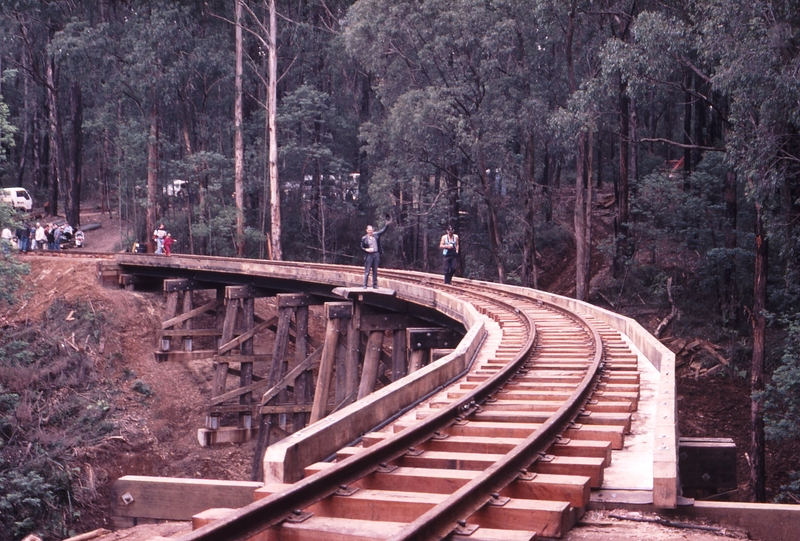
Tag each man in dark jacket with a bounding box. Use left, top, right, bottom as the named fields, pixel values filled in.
left=16, top=224, right=30, bottom=253
left=360, top=222, right=388, bottom=288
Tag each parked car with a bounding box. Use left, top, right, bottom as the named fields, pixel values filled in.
left=0, top=187, right=33, bottom=211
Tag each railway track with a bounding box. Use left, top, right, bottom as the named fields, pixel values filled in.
left=174, top=267, right=641, bottom=540
left=26, top=251, right=672, bottom=539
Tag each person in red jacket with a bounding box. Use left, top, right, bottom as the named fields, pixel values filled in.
left=163, top=233, right=175, bottom=256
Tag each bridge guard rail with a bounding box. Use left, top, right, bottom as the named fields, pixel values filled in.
left=264, top=287, right=486, bottom=483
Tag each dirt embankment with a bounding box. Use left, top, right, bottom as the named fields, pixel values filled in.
left=1, top=253, right=257, bottom=536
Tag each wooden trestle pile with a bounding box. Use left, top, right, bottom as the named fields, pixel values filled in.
left=154, top=280, right=462, bottom=450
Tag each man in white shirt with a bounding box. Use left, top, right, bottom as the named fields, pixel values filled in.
left=1, top=226, right=12, bottom=253
left=439, top=225, right=460, bottom=284
left=34, top=222, right=46, bottom=251
left=153, top=223, right=167, bottom=254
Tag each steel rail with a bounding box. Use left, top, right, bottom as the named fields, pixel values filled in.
left=18, top=250, right=115, bottom=259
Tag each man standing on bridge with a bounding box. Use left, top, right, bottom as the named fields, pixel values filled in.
left=360, top=221, right=389, bottom=288
left=153, top=223, right=167, bottom=254
left=439, top=225, right=460, bottom=284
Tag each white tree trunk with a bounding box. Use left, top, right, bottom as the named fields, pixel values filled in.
left=234, top=0, right=245, bottom=256
left=268, top=0, right=282, bottom=259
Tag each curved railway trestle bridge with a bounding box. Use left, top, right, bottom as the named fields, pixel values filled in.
left=89, top=252, right=678, bottom=540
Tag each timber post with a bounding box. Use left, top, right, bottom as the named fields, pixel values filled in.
left=310, top=301, right=352, bottom=424
left=204, top=285, right=267, bottom=440
left=162, top=286, right=180, bottom=352
left=182, top=286, right=193, bottom=352
left=239, top=296, right=254, bottom=430
left=288, top=298, right=312, bottom=431
left=392, top=329, right=407, bottom=381
left=160, top=279, right=199, bottom=352
left=407, top=327, right=461, bottom=373
left=357, top=331, right=384, bottom=399
left=250, top=293, right=322, bottom=478
left=342, top=302, right=361, bottom=408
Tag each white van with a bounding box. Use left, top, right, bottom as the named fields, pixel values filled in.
left=0, top=188, right=33, bottom=211
left=164, top=179, right=188, bottom=197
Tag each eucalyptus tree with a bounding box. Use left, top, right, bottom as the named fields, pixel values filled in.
left=537, top=0, right=652, bottom=300
left=83, top=1, right=237, bottom=251
left=0, top=74, right=17, bottom=162
left=235, top=0, right=246, bottom=256
left=266, top=0, right=279, bottom=260
left=603, top=0, right=800, bottom=501
left=0, top=1, right=67, bottom=214
left=276, top=85, right=358, bottom=262
left=646, top=0, right=800, bottom=503
left=346, top=0, right=554, bottom=282
left=235, top=0, right=281, bottom=259
left=50, top=14, right=109, bottom=227
left=701, top=1, right=800, bottom=502
left=295, top=0, right=366, bottom=265
left=235, top=0, right=361, bottom=262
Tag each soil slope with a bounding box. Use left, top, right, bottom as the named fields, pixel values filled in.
left=2, top=212, right=257, bottom=536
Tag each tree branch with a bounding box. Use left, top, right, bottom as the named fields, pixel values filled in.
left=654, top=277, right=678, bottom=339
left=639, top=137, right=725, bottom=152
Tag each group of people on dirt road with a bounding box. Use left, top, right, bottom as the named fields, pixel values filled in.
left=1, top=221, right=82, bottom=253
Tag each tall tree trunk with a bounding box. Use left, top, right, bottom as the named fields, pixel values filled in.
left=46, top=55, right=62, bottom=217
left=683, top=75, right=693, bottom=189
left=32, top=108, right=42, bottom=192
left=614, top=81, right=630, bottom=278
left=723, top=170, right=737, bottom=325
left=567, top=1, right=590, bottom=300
left=630, top=96, right=638, bottom=193
left=693, top=74, right=707, bottom=169
left=542, top=143, right=552, bottom=223
left=445, top=163, right=460, bottom=228
left=477, top=150, right=505, bottom=283
left=575, top=131, right=588, bottom=300
left=523, top=130, right=538, bottom=288
left=17, top=53, right=31, bottom=186
left=100, top=128, right=111, bottom=216
left=146, top=98, right=158, bottom=250
left=234, top=0, right=246, bottom=256
left=268, top=0, right=282, bottom=260
left=423, top=176, right=431, bottom=269
left=584, top=130, right=594, bottom=293
left=750, top=203, right=767, bottom=502
left=65, top=80, right=82, bottom=227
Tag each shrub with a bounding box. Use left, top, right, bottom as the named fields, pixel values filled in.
left=0, top=299, right=117, bottom=540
